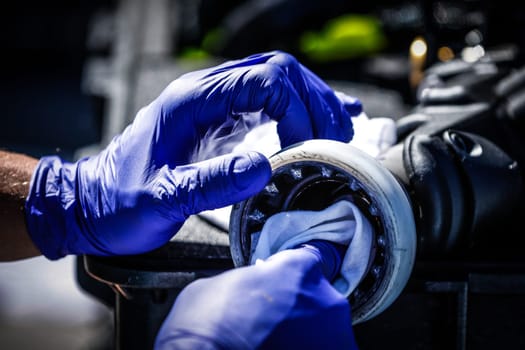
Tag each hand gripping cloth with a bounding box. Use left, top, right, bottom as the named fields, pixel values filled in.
left=250, top=200, right=373, bottom=296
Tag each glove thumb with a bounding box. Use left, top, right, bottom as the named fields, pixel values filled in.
left=170, top=151, right=271, bottom=216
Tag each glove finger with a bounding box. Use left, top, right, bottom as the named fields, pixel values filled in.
left=335, top=91, right=362, bottom=141
left=226, top=61, right=352, bottom=147
left=267, top=52, right=357, bottom=142
left=230, top=62, right=338, bottom=147
left=165, top=151, right=271, bottom=217
left=334, top=90, right=363, bottom=117
left=218, top=63, right=313, bottom=148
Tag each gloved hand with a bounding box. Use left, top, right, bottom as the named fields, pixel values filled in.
left=24, top=50, right=362, bottom=260
left=154, top=240, right=358, bottom=350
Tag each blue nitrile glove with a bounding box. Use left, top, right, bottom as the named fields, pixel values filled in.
left=25, top=50, right=362, bottom=260
left=154, top=240, right=358, bottom=350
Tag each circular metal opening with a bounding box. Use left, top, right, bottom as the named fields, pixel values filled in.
left=237, top=161, right=390, bottom=316
left=229, top=140, right=416, bottom=324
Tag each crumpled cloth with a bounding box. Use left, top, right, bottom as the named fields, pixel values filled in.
left=251, top=200, right=373, bottom=297
left=198, top=112, right=396, bottom=230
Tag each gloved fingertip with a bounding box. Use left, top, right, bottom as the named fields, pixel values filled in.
left=298, top=240, right=347, bottom=281
left=232, top=151, right=272, bottom=192
left=335, top=91, right=363, bottom=116
left=346, top=100, right=363, bottom=117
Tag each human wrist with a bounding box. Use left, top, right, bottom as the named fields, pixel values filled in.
left=0, top=150, right=40, bottom=260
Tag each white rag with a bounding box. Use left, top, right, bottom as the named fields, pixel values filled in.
left=198, top=111, right=396, bottom=230
left=250, top=200, right=373, bottom=297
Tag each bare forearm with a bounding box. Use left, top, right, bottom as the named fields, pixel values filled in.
left=0, top=150, right=41, bottom=260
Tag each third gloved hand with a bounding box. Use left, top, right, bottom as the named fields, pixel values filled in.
left=24, top=50, right=362, bottom=260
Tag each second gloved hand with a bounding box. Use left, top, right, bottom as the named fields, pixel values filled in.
left=154, top=240, right=358, bottom=350
left=24, top=51, right=361, bottom=260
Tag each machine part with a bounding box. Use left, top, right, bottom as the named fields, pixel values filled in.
left=403, top=133, right=467, bottom=256
left=229, top=139, right=417, bottom=324
left=390, top=128, right=523, bottom=258
left=83, top=242, right=235, bottom=350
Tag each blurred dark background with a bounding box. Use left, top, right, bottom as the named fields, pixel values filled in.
left=2, top=0, right=524, bottom=161
left=1, top=0, right=524, bottom=349
left=0, top=0, right=110, bottom=160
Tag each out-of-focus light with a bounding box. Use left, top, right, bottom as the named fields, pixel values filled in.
left=438, top=46, right=455, bottom=61
left=410, top=36, right=427, bottom=59
left=409, top=36, right=427, bottom=88
left=461, top=45, right=485, bottom=62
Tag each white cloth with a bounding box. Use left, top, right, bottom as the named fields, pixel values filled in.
left=250, top=200, right=373, bottom=297
left=198, top=112, right=396, bottom=230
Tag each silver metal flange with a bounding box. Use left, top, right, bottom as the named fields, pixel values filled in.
left=229, top=139, right=416, bottom=324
